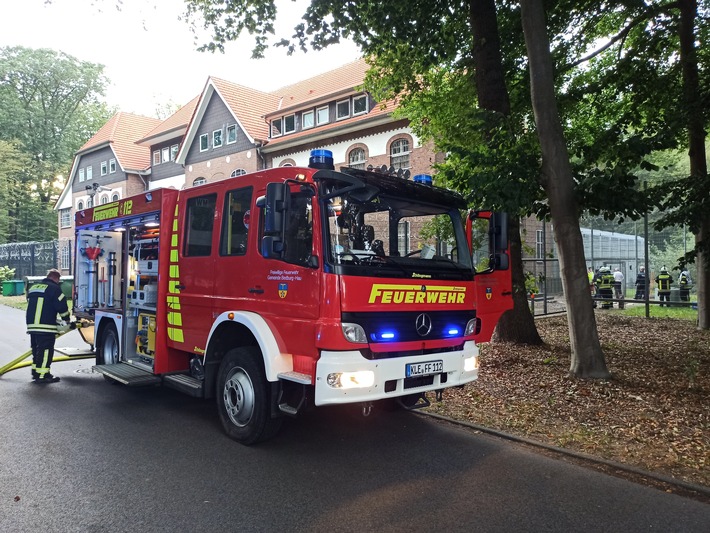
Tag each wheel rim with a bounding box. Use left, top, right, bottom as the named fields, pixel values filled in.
left=223, top=367, right=255, bottom=427
left=103, top=332, right=118, bottom=364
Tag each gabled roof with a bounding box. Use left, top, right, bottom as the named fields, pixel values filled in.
left=267, top=58, right=370, bottom=116
left=136, top=96, right=200, bottom=146
left=78, top=112, right=162, bottom=172
left=176, top=77, right=279, bottom=164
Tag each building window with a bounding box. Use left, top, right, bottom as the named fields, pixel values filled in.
left=184, top=193, right=217, bottom=257
left=536, top=229, right=544, bottom=259
left=60, top=208, right=71, bottom=228
left=213, top=129, right=223, bottom=148
left=316, top=105, right=329, bottom=126
left=283, top=114, right=296, bottom=134
left=170, top=145, right=179, bottom=161
left=220, top=187, right=252, bottom=256
left=353, top=94, right=368, bottom=115
left=87, top=197, right=93, bottom=208
left=226, top=125, right=237, bottom=144
left=302, top=110, right=314, bottom=129
left=112, top=193, right=120, bottom=202
left=60, top=244, right=71, bottom=270
left=86, top=166, right=93, bottom=180
left=348, top=148, right=366, bottom=169
left=100, top=195, right=109, bottom=205
left=230, top=168, right=247, bottom=178
left=100, top=161, right=107, bottom=176
left=162, top=147, right=170, bottom=162
left=193, top=177, right=207, bottom=186
left=199, top=134, right=209, bottom=152
left=79, top=168, right=85, bottom=182
left=153, top=151, right=161, bottom=165
left=280, top=162, right=293, bottom=167
left=77, top=201, right=84, bottom=210
left=398, top=221, right=410, bottom=256
left=390, top=139, right=410, bottom=170
left=271, top=118, right=282, bottom=137
left=336, top=99, right=350, bottom=120
left=109, top=159, right=116, bottom=173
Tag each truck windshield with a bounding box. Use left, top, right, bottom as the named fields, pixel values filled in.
left=318, top=169, right=473, bottom=280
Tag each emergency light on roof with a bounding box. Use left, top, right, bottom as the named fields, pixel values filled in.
left=413, top=174, right=433, bottom=186
left=309, top=149, right=334, bottom=170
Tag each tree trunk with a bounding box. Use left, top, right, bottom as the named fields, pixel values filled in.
left=678, top=0, right=709, bottom=329
left=493, top=216, right=543, bottom=344
left=469, top=0, right=542, bottom=344
left=520, top=0, right=610, bottom=378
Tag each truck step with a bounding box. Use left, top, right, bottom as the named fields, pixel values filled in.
left=277, top=371, right=312, bottom=385
left=163, top=373, right=204, bottom=398
left=93, top=363, right=161, bottom=386
left=55, top=347, right=95, bottom=358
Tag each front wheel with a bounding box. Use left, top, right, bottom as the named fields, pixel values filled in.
left=216, top=347, right=282, bottom=445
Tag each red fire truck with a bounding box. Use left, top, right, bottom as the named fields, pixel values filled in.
left=73, top=150, right=511, bottom=444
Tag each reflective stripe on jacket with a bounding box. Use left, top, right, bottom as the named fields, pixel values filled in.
left=656, top=274, right=672, bottom=292
left=26, top=278, right=70, bottom=334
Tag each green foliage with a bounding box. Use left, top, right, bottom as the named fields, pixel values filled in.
left=0, top=266, right=16, bottom=282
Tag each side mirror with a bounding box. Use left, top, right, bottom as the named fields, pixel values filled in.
left=491, top=212, right=509, bottom=252
left=261, top=182, right=290, bottom=259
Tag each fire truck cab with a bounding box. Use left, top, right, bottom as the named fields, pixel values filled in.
left=73, top=150, right=511, bottom=444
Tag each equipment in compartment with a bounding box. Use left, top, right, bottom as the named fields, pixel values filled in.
left=130, top=284, right=158, bottom=305
left=135, top=312, right=156, bottom=357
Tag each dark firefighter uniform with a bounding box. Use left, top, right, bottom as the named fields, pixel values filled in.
left=26, top=273, right=70, bottom=383
left=655, top=268, right=673, bottom=307
left=594, top=267, right=615, bottom=309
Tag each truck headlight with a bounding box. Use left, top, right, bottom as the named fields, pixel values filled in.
left=341, top=323, right=367, bottom=343
left=463, top=355, right=479, bottom=372
left=327, top=371, right=375, bottom=389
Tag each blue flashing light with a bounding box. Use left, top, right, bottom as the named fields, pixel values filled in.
left=413, top=174, right=433, bottom=186
left=309, top=149, right=334, bottom=170
left=380, top=332, right=396, bottom=340
left=447, top=328, right=460, bottom=336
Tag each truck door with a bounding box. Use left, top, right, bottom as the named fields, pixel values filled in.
left=167, top=190, right=218, bottom=354
left=468, top=211, right=513, bottom=343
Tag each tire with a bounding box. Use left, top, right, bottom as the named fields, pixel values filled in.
left=97, top=323, right=120, bottom=365
left=216, top=347, right=282, bottom=445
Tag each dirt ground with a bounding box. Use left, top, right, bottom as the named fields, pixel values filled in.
left=426, top=312, right=710, bottom=491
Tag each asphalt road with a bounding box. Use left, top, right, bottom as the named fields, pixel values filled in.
left=1, top=303, right=709, bottom=532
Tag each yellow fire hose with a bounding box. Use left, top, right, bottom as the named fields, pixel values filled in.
left=0, top=323, right=95, bottom=377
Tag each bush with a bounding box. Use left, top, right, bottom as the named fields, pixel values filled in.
left=0, top=266, right=16, bottom=282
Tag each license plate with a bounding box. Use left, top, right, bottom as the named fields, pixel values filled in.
left=406, top=360, right=443, bottom=377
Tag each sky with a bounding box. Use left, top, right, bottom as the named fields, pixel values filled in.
left=0, top=0, right=361, bottom=117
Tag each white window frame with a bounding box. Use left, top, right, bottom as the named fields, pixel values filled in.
left=230, top=169, right=247, bottom=178
left=79, top=168, right=85, bottom=182
left=271, top=118, right=282, bottom=138
left=162, top=147, right=170, bottom=163
left=336, top=98, right=350, bottom=120
left=60, top=244, right=71, bottom=270
left=316, top=105, right=329, bottom=126
left=100, top=161, right=107, bottom=176
left=199, top=134, right=209, bottom=152
left=86, top=166, right=93, bottom=180
left=77, top=200, right=84, bottom=210
left=153, top=151, right=161, bottom=165
left=193, top=177, right=207, bottom=186
left=170, top=145, right=179, bottom=161
left=60, top=208, right=71, bottom=228
left=226, top=124, right=237, bottom=144
left=348, top=148, right=366, bottom=169
left=111, top=193, right=120, bottom=202
left=353, top=94, right=368, bottom=115
left=302, top=110, right=314, bottom=130
left=109, top=159, right=116, bottom=173
left=213, top=129, right=223, bottom=148
left=283, top=114, right=296, bottom=134
left=100, top=194, right=109, bottom=205
left=390, top=138, right=410, bottom=170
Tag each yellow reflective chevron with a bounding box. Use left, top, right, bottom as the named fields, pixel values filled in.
left=167, top=204, right=184, bottom=343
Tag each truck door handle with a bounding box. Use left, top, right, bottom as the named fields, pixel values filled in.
left=175, top=284, right=186, bottom=290
left=249, top=287, right=264, bottom=294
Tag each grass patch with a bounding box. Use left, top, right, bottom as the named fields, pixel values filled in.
left=614, top=305, right=698, bottom=320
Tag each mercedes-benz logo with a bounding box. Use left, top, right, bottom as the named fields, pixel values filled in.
left=415, top=313, right=432, bottom=337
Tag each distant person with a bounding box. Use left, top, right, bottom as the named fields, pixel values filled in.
left=25, top=269, right=71, bottom=384
left=613, top=267, right=625, bottom=309
left=678, top=269, right=692, bottom=302
left=594, top=266, right=614, bottom=309
left=588, top=267, right=595, bottom=297
left=635, top=266, right=648, bottom=300
left=655, top=267, right=673, bottom=307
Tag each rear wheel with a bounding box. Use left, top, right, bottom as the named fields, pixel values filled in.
left=216, top=347, right=282, bottom=445
left=98, top=324, right=120, bottom=365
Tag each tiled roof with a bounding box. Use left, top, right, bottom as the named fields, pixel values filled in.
left=78, top=112, right=162, bottom=172
left=139, top=96, right=200, bottom=143
left=268, top=58, right=369, bottom=115
left=210, top=77, right=280, bottom=141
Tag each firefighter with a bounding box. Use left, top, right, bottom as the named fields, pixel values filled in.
left=25, top=268, right=71, bottom=384
left=655, top=267, right=673, bottom=307
left=678, top=269, right=692, bottom=302
left=634, top=266, right=648, bottom=300
left=594, top=266, right=614, bottom=309
left=613, top=267, right=625, bottom=309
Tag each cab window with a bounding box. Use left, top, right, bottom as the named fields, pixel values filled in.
left=184, top=194, right=217, bottom=256
left=220, top=187, right=252, bottom=256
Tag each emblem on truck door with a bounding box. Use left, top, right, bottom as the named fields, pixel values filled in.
left=415, top=313, right=432, bottom=337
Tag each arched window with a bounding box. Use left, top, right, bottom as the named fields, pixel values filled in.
left=230, top=168, right=247, bottom=178
left=112, top=193, right=120, bottom=202
left=390, top=138, right=410, bottom=170
left=280, top=162, right=293, bottom=167
left=77, top=201, right=84, bottom=210
left=100, top=195, right=109, bottom=205
left=193, top=177, right=207, bottom=186
left=348, top=148, right=366, bottom=169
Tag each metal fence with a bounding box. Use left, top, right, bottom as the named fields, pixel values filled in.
left=520, top=214, right=696, bottom=315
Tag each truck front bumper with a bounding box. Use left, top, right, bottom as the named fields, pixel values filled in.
left=313, top=341, right=479, bottom=406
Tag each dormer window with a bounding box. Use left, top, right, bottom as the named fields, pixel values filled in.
left=284, top=114, right=296, bottom=134
left=271, top=118, right=282, bottom=137
left=153, top=151, right=161, bottom=165
left=316, top=106, right=329, bottom=126
left=302, top=110, right=314, bottom=129
left=336, top=99, right=350, bottom=120
left=353, top=94, right=368, bottom=115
